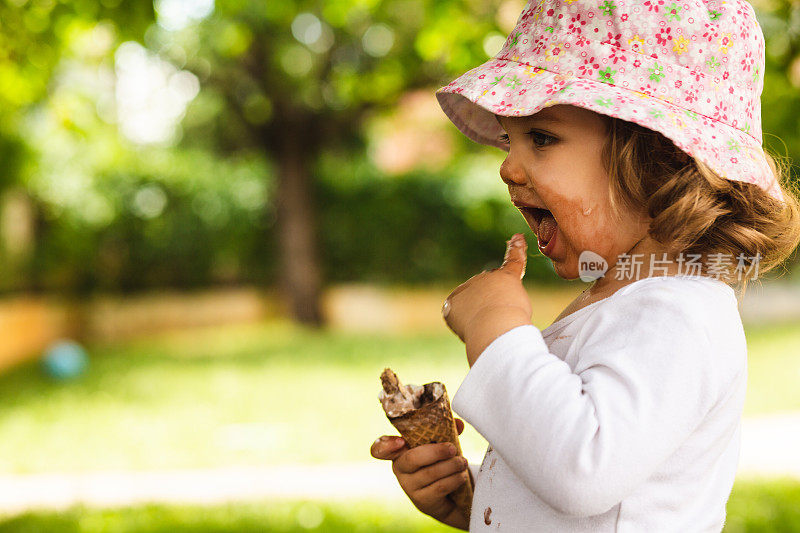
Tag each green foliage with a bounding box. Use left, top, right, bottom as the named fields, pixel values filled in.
left=757, top=2, right=800, bottom=185
left=316, top=163, right=557, bottom=284
left=0, top=0, right=155, bottom=185
left=762, top=67, right=800, bottom=171
left=5, top=146, right=563, bottom=293
left=1, top=0, right=800, bottom=293
left=21, top=148, right=277, bottom=293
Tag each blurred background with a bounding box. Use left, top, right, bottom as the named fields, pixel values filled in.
left=0, top=0, right=799, bottom=531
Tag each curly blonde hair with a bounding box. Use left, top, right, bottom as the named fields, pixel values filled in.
left=600, top=117, right=800, bottom=299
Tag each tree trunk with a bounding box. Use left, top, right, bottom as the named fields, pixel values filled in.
left=0, top=187, right=35, bottom=292
left=273, top=118, right=324, bottom=326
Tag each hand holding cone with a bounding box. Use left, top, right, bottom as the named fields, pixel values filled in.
left=378, top=368, right=474, bottom=515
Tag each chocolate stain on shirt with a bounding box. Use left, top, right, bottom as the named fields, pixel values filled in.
left=490, top=457, right=497, bottom=469
left=479, top=453, right=490, bottom=473
left=484, top=507, right=492, bottom=525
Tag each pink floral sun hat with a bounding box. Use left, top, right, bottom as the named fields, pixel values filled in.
left=436, top=0, right=784, bottom=203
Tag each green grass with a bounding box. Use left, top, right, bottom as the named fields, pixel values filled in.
left=0, top=319, right=483, bottom=473
left=741, top=321, right=800, bottom=415
left=0, top=319, right=798, bottom=530
left=0, top=318, right=797, bottom=473
left=0, top=477, right=798, bottom=532
left=0, top=500, right=455, bottom=533
left=725, top=477, right=800, bottom=532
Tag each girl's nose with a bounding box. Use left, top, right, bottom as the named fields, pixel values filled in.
left=499, top=153, right=528, bottom=186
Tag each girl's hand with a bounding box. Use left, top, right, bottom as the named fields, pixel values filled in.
left=442, top=233, right=533, bottom=366
left=370, top=418, right=471, bottom=530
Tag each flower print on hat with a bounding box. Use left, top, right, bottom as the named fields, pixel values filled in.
left=436, top=0, right=784, bottom=202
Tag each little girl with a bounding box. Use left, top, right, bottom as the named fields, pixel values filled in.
left=371, top=0, right=800, bottom=530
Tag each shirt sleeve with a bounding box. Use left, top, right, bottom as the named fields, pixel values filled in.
left=451, top=286, right=723, bottom=517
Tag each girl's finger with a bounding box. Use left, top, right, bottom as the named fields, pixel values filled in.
left=371, top=436, right=406, bottom=460
left=414, top=468, right=470, bottom=501
left=405, top=456, right=468, bottom=492
left=501, top=233, right=528, bottom=280
left=394, top=442, right=456, bottom=475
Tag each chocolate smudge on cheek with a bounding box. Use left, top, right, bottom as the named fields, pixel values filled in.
left=529, top=173, right=621, bottom=272
left=557, top=194, right=621, bottom=267
left=484, top=507, right=492, bottom=525
left=544, top=193, right=596, bottom=263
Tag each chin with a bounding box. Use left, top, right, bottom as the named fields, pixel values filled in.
left=551, top=260, right=580, bottom=280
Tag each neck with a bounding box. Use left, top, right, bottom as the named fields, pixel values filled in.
left=589, top=235, right=681, bottom=295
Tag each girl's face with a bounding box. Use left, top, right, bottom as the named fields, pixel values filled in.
left=497, top=105, right=650, bottom=281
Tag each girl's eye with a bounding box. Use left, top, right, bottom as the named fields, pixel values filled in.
left=497, top=131, right=556, bottom=148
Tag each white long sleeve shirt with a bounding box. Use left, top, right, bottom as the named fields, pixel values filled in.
left=452, top=275, right=746, bottom=532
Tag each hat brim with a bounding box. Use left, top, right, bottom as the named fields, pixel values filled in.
left=436, top=57, right=783, bottom=202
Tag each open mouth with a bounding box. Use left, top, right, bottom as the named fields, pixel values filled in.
left=517, top=206, right=558, bottom=248
left=517, top=206, right=550, bottom=233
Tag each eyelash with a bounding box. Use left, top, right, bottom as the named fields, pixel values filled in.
left=499, top=130, right=556, bottom=148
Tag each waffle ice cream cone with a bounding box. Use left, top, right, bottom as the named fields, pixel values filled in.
left=378, top=368, right=474, bottom=515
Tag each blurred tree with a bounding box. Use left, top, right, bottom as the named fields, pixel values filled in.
left=755, top=0, right=800, bottom=274
left=0, top=0, right=155, bottom=291
left=1, top=0, right=798, bottom=304
left=0, top=0, right=156, bottom=191
left=756, top=2, right=800, bottom=159
left=166, top=0, right=512, bottom=325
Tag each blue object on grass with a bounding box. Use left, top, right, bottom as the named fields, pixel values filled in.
left=42, top=340, right=88, bottom=380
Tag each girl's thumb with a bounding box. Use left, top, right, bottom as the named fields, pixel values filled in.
left=501, top=233, right=527, bottom=280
